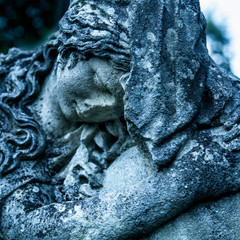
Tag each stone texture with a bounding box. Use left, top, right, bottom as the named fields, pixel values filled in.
left=0, top=0, right=240, bottom=239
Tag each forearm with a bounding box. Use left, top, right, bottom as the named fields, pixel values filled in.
left=1, top=173, right=196, bottom=240
left=2, top=147, right=239, bottom=240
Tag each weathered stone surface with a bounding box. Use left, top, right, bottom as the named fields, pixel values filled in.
left=0, top=0, right=240, bottom=239
left=144, top=192, right=240, bottom=240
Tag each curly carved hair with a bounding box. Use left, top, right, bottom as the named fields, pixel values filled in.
left=0, top=47, right=53, bottom=176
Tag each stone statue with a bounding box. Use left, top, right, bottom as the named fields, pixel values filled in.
left=0, top=0, right=239, bottom=239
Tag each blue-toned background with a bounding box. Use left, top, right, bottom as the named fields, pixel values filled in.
left=0, top=0, right=70, bottom=53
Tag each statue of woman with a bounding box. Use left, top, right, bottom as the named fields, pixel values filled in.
left=0, top=0, right=240, bottom=239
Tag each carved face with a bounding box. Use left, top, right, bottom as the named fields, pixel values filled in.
left=52, top=57, right=126, bottom=123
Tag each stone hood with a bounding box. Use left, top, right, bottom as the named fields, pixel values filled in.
left=124, top=0, right=234, bottom=167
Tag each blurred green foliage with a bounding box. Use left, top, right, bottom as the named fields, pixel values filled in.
left=0, top=0, right=70, bottom=53
left=206, top=16, right=232, bottom=72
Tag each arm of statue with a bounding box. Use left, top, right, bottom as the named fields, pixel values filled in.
left=1, top=173, right=194, bottom=240
left=1, top=137, right=239, bottom=240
